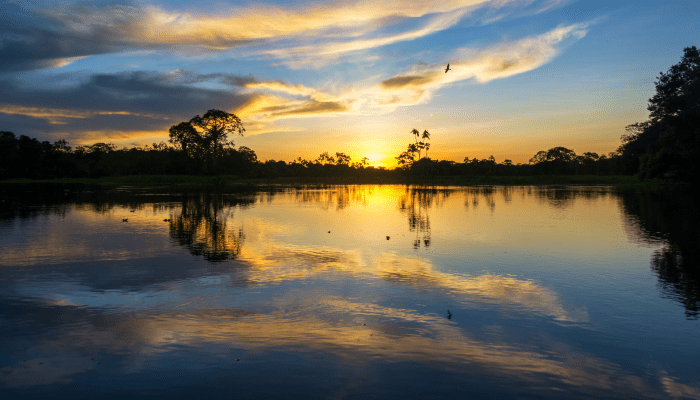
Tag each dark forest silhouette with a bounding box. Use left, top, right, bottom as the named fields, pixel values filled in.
left=1, top=46, right=697, bottom=182
left=0, top=128, right=627, bottom=180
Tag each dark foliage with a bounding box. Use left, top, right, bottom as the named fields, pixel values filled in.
left=618, top=46, right=700, bottom=181
left=0, top=128, right=627, bottom=181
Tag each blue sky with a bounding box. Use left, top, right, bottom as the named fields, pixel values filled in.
left=1, top=0, right=698, bottom=166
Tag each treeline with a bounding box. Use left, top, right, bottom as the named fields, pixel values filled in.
left=0, top=132, right=256, bottom=179
left=0, top=130, right=625, bottom=181
left=399, top=148, right=625, bottom=177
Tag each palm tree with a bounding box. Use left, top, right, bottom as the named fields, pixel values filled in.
left=421, top=130, right=431, bottom=159
left=411, top=128, right=420, bottom=143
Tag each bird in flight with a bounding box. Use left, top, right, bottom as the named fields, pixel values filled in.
left=445, top=63, right=451, bottom=73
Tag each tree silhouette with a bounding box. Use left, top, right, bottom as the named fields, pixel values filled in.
left=618, top=46, right=700, bottom=181
left=403, top=128, right=432, bottom=162
left=168, top=121, right=200, bottom=156
left=335, top=152, right=351, bottom=165
left=189, top=110, right=245, bottom=173
left=421, top=130, right=431, bottom=159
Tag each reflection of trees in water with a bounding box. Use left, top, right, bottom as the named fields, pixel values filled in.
left=398, top=187, right=451, bottom=248
left=169, top=194, right=253, bottom=262
left=533, top=187, right=613, bottom=210
left=1, top=184, right=77, bottom=221
left=463, top=187, right=497, bottom=213
left=619, top=189, right=699, bottom=319
left=289, top=185, right=371, bottom=211
left=461, top=187, right=614, bottom=214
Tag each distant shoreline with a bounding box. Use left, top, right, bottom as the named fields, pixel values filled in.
left=0, top=174, right=662, bottom=190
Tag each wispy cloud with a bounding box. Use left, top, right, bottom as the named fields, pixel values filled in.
left=0, top=105, right=168, bottom=125
left=250, top=0, right=571, bottom=68
left=255, top=6, right=474, bottom=68
left=243, top=22, right=591, bottom=121
left=364, top=22, right=591, bottom=109
left=0, top=0, right=567, bottom=72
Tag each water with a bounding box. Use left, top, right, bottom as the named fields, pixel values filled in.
left=0, top=185, right=698, bottom=399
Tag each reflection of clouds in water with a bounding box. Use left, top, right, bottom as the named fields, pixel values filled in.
left=238, top=243, right=587, bottom=322
left=660, top=372, right=700, bottom=400
left=1, top=297, right=696, bottom=399
left=0, top=357, right=95, bottom=388
left=0, top=207, right=175, bottom=267
left=374, top=254, right=589, bottom=322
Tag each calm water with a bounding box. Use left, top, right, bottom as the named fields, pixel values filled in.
left=0, top=184, right=698, bottom=399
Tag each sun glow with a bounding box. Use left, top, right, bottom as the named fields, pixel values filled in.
left=364, top=153, right=392, bottom=168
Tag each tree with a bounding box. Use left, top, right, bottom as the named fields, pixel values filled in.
left=529, top=147, right=578, bottom=174
left=236, top=146, right=258, bottom=164
left=0, top=132, right=19, bottom=179
left=189, top=110, right=245, bottom=172
left=88, top=143, right=116, bottom=153
left=619, top=46, right=700, bottom=181
left=648, top=46, right=700, bottom=123
left=335, top=152, right=351, bottom=165
left=169, top=121, right=200, bottom=156
left=169, top=110, right=245, bottom=173
left=411, top=128, right=420, bottom=143
left=396, top=147, right=416, bottom=166
left=421, top=130, right=431, bottom=159
left=400, top=128, right=432, bottom=163
left=53, top=139, right=71, bottom=153
left=315, top=152, right=335, bottom=165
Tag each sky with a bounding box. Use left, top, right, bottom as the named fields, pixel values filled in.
left=1, top=0, right=698, bottom=167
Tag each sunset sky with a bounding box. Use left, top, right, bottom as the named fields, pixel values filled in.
left=1, top=0, right=698, bottom=167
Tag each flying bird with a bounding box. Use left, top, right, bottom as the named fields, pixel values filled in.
left=445, top=63, right=451, bottom=73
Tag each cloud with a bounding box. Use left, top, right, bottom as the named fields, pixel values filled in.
left=244, top=81, right=339, bottom=102
left=265, top=101, right=351, bottom=118
left=0, top=71, right=256, bottom=142
left=0, top=0, right=568, bottom=72
left=235, top=23, right=593, bottom=121
left=0, top=105, right=168, bottom=125
left=232, top=80, right=351, bottom=128
left=365, top=22, right=591, bottom=110
left=0, top=69, right=351, bottom=141
left=248, top=0, right=571, bottom=68
left=256, top=5, right=474, bottom=67
left=0, top=1, right=148, bottom=73
left=381, top=75, right=439, bottom=89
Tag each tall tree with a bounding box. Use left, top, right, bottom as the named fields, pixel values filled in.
left=169, top=110, right=245, bottom=173
left=619, top=46, right=700, bottom=181
left=421, top=130, right=431, bottom=159
left=189, top=110, right=245, bottom=172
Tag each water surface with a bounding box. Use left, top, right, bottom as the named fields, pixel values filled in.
left=0, top=185, right=698, bottom=399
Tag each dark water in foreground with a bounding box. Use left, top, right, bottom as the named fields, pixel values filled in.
left=0, top=184, right=698, bottom=399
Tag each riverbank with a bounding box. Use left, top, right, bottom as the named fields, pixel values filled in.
left=1, top=174, right=664, bottom=190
